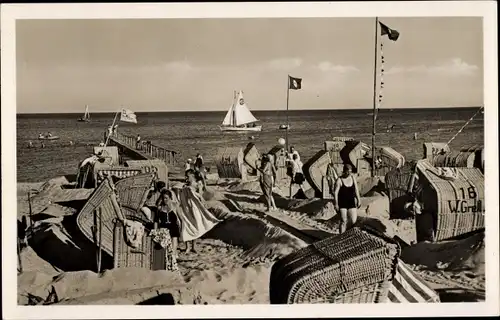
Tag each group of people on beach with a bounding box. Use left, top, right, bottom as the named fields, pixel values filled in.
left=253, top=146, right=304, bottom=212
left=142, top=165, right=220, bottom=271
left=255, top=145, right=361, bottom=234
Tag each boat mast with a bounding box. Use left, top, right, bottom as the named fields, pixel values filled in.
left=285, top=75, right=290, bottom=151
left=232, top=90, right=236, bottom=126
left=371, top=17, right=379, bottom=177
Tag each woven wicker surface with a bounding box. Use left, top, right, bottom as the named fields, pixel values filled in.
left=113, top=221, right=153, bottom=269
left=269, top=226, right=400, bottom=304
left=303, top=150, right=331, bottom=197
left=114, top=172, right=155, bottom=213
left=416, top=160, right=485, bottom=241
left=216, top=147, right=244, bottom=179
left=325, top=140, right=348, bottom=177
left=379, top=146, right=405, bottom=168
left=432, top=150, right=475, bottom=168
left=385, top=163, right=416, bottom=218
left=94, top=166, right=143, bottom=186
left=267, top=145, right=288, bottom=181
left=125, top=159, right=169, bottom=183
left=76, top=178, right=124, bottom=256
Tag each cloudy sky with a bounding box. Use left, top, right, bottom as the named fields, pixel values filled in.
left=16, top=17, right=483, bottom=113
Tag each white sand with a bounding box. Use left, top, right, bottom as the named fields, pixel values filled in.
left=16, top=177, right=485, bottom=304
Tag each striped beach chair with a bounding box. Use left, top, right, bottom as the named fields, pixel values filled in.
left=387, top=260, right=440, bottom=303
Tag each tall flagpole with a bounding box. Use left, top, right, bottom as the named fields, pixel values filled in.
left=371, top=17, right=379, bottom=177
left=285, top=75, right=290, bottom=151
left=104, top=110, right=120, bottom=147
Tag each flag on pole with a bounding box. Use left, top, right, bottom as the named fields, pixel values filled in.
left=289, top=76, right=302, bottom=90
left=379, top=21, right=400, bottom=41
left=120, top=108, right=137, bottom=124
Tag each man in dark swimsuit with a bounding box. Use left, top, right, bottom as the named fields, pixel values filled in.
left=333, top=164, right=361, bottom=234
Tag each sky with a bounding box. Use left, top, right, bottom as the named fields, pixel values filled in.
left=15, top=17, right=483, bottom=113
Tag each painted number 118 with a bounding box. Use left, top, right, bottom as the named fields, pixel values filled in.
left=460, top=187, right=477, bottom=199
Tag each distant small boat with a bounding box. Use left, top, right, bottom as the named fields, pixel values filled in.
left=77, top=105, right=91, bottom=122
left=220, top=90, right=262, bottom=132
left=279, top=124, right=290, bottom=130
left=38, top=135, right=60, bottom=141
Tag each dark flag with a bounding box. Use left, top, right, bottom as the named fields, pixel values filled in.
left=289, top=76, right=302, bottom=90
left=379, top=21, right=400, bottom=41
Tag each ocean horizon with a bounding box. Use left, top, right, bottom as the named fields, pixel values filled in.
left=16, top=106, right=484, bottom=117
left=16, top=107, right=484, bottom=182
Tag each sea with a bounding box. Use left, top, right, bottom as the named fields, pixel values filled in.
left=16, top=107, right=484, bottom=182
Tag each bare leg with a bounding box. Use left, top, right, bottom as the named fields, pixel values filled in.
left=271, top=195, right=277, bottom=210
left=339, top=208, right=348, bottom=234
left=191, top=240, right=198, bottom=253
left=184, top=241, right=192, bottom=253
left=171, top=237, right=178, bottom=256
left=347, top=208, right=358, bottom=231
left=261, top=183, right=270, bottom=211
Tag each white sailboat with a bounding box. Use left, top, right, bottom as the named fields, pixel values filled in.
left=220, top=90, right=262, bottom=132
left=78, top=105, right=91, bottom=122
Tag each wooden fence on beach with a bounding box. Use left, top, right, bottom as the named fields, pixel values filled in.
left=106, top=131, right=179, bottom=167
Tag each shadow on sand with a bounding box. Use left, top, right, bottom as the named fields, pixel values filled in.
left=435, top=288, right=485, bottom=302
left=28, top=214, right=113, bottom=272
left=137, top=293, right=175, bottom=305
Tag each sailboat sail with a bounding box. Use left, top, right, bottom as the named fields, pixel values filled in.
left=221, top=91, right=258, bottom=127
left=232, top=91, right=258, bottom=126
left=84, top=105, right=90, bottom=120
left=222, top=91, right=236, bottom=126
left=220, top=90, right=261, bottom=132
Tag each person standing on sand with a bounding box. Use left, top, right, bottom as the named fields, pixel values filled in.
left=154, top=189, right=181, bottom=271
left=185, top=159, right=193, bottom=172
left=333, top=164, right=361, bottom=234
left=194, top=166, right=207, bottom=192
left=290, top=153, right=305, bottom=193
left=194, top=153, right=204, bottom=170
left=175, top=169, right=221, bottom=254
left=289, top=146, right=301, bottom=161
left=256, top=154, right=278, bottom=212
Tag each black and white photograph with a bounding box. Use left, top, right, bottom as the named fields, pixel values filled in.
left=1, top=2, right=498, bottom=319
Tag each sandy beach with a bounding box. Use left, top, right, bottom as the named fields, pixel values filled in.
left=17, top=173, right=485, bottom=305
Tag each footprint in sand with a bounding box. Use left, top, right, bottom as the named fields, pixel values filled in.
left=215, top=273, right=222, bottom=282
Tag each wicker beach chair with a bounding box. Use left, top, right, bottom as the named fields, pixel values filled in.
left=385, top=162, right=417, bottom=219
left=303, top=150, right=331, bottom=198
left=243, top=142, right=260, bottom=174
left=269, top=225, right=401, bottom=304
left=216, top=147, right=246, bottom=179
left=76, top=174, right=167, bottom=270
left=268, top=145, right=288, bottom=181
left=414, top=159, right=485, bottom=242
left=269, top=225, right=440, bottom=304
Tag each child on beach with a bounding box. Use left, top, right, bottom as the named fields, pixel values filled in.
left=333, top=164, right=361, bottom=234
left=256, top=154, right=278, bottom=212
